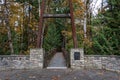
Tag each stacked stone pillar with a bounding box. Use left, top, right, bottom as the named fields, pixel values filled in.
left=30, top=49, right=44, bottom=69
left=70, top=48, right=84, bottom=69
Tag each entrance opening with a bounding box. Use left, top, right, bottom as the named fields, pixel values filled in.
left=39, top=0, right=77, bottom=69
left=42, top=17, right=71, bottom=69
left=47, top=52, right=67, bottom=69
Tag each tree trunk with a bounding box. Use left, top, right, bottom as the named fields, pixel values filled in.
left=5, top=17, right=14, bottom=54
left=4, top=3, right=14, bottom=54
left=84, top=0, right=87, bottom=38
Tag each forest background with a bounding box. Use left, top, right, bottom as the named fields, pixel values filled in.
left=0, top=0, right=119, bottom=55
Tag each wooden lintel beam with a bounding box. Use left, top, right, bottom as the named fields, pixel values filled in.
left=43, top=14, right=71, bottom=18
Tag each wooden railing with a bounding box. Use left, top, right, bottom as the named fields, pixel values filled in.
left=62, top=48, right=70, bottom=68
left=44, top=48, right=57, bottom=68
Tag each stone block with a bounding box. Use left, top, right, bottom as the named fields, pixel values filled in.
left=71, top=48, right=84, bottom=60
left=70, top=48, right=84, bottom=69
left=30, top=48, right=44, bottom=69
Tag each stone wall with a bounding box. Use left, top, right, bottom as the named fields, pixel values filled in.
left=84, top=55, right=120, bottom=72
left=0, top=48, right=120, bottom=72
left=0, top=55, right=30, bottom=70
left=0, top=49, right=44, bottom=70
left=70, top=49, right=120, bottom=72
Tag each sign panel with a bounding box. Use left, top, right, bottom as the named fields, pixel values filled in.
left=74, top=52, right=80, bottom=60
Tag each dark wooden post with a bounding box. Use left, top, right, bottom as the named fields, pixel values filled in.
left=37, top=0, right=45, bottom=48
left=69, top=0, right=78, bottom=48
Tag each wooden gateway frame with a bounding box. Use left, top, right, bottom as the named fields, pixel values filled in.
left=37, top=0, right=78, bottom=48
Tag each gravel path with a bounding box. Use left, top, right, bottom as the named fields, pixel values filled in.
left=0, top=69, right=119, bottom=80
left=47, top=52, right=67, bottom=69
